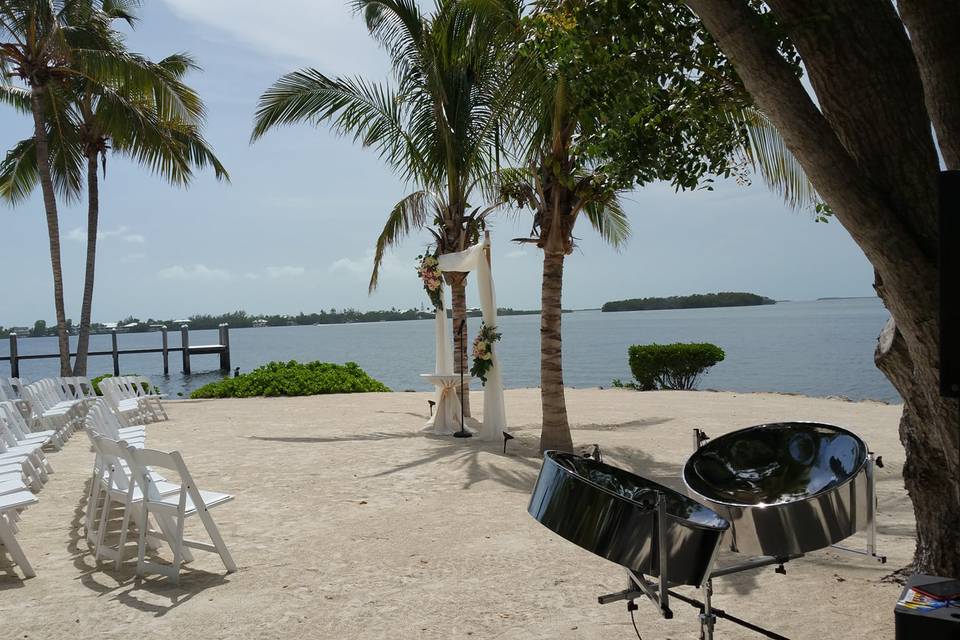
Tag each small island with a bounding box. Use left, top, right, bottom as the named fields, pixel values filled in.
left=601, top=292, right=776, bottom=312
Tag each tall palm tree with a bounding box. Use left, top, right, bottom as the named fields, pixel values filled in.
left=485, top=0, right=822, bottom=454
left=497, top=78, right=630, bottom=454
left=0, top=48, right=228, bottom=374
left=1, top=0, right=197, bottom=373
left=253, top=0, right=509, bottom=414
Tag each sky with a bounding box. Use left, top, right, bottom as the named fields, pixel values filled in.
left=0, top=1, right=877, bottom=326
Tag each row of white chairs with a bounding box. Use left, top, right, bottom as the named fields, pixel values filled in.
left=84, top=401, right=235, bottom=584
left=0, top=396, right=64, bottom=578
left=98, top=376, right=168, bottom=425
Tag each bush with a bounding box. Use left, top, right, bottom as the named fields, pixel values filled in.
left=189, top=360, right=391, bottom=399
left=627, top=343, right=725, bottom=390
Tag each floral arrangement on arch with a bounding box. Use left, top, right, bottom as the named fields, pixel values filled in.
left=470, top=323, right=502, bottom=385
left=416, top=253, right=444, bottom=309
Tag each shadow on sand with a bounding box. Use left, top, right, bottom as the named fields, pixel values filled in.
left=64, top=477, right=231, bottom=616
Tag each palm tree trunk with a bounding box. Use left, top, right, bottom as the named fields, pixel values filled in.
left=73, top=154, right=99, bottom=376
left=450, top=277, right=471, bottom=417
left=30, top=87, right=71, bottom=376
left=539, top=249, right=572, bottom=453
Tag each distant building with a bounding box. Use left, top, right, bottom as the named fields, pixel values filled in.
left=253, top=319, right=268, bottom=328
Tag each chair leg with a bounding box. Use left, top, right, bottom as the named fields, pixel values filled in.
left=0, top=512, right=35, bottom=578
left=197, top=508, right=237, bottom=573
left=114, top=502, right=132, bottom=571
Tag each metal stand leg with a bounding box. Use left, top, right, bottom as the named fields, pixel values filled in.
left=700, top=579, right=716, bottom=640
left=830, top=453, right=887, bottom=563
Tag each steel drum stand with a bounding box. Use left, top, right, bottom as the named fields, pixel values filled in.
left=829, top=451, right=887, bottom=563
left=599, top=551, right=800, bottom=639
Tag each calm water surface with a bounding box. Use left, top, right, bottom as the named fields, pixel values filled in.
left=1, top=299, right=898, bottom=402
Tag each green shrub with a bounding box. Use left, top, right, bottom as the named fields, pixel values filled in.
left=189, top=360, right=391, bottom=399
left=627, top=343, right=725, bottom=390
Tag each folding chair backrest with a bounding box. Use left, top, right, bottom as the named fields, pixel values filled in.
left=127, top=447, right=196, bottom=505
left=86, top=402, right=123, bottom=440
left=9, top=378, right=27, bottom=398
left=0, top=402, right=27, bottom=440
left=75, top=377, right=96, bottom=399
left=89, top=435, right=136, bottom=493
left=0, top=379, right=14, bottom=400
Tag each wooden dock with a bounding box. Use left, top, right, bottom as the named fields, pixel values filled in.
left=1, top=324, right=232, bottom=377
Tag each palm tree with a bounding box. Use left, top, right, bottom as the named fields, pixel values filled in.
left=1, top=0, right=199, bottom=374
left=496, top=79, right=630, bottom=454
left=485, top=1, right=822, bottom=454
left=252, top=0, right=509, bottom=414
left=1, top=52, right=227, bottom=375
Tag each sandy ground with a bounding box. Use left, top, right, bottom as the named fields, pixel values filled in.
left=0, top=389, right=912, bottom=640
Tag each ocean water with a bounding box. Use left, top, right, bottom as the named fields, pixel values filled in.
left=1, top=298, right=899, bottom=403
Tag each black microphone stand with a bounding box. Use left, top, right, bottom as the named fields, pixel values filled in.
left=453, top=318, right=472, bottom=438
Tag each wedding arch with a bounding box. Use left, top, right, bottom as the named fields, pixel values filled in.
left=423, top=232, right=508, bottom=441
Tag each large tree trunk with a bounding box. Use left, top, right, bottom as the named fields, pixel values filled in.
left=687, top=0, right=960, bottom=576
left=73, top=154, right=99, bottom=376
left=30, top=86, right=71, bottom=376
left=539, top=250, right=572, bottom=453
left=449, top=274, right=471, bottom=418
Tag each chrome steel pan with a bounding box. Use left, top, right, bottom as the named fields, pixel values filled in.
left=683, top=422, right=869, bottom=557
left=528, top=451, right=729, bottom=586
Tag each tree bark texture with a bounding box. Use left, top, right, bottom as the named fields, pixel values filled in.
left=539, top=250, right=572, bottom=453
left=687, top=0, right=960, bottom=575
left=30, top=86, right=71, bottom=376
left=449, top=274, right=471, bottom=418
left=73, top=154, right=100, bottom=376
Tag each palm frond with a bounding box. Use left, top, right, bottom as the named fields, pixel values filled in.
left=369, top=189, right=432, bottom=292
left=252, top=69, right=426, bottom=182
left=0, top=137, right=39, bottom=204
left=738, top=107, right=821, bottom=211
left=0, top=83, right=30, bottom=112
left=582, top=196, right=630, bottom=250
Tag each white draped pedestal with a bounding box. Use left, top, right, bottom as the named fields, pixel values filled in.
left=420, top=374, right=463, bottom=435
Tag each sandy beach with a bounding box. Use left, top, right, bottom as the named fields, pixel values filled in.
left=0, top=389, right=911, bottom=639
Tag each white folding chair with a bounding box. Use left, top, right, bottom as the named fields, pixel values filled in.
left=126, top=444, right=236, bottom=583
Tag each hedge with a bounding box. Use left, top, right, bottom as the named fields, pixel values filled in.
left=626, top=343, right=725, bottom=390
left=189, top=360, right=391, bottom=398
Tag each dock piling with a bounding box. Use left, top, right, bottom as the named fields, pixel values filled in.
left=181, top=325, right=191, bottom=374
left=111, top=329, right=120, bottom=376
left=218, top=324, right=231, bottom=372
left=8, top=333, right=18, bottom=378
left=161, top=326, right=169, bottom=375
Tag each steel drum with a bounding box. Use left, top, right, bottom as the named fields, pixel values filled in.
left=529, top=451, right=729, bottom=586
left=683, top=422, right=869, bottom=557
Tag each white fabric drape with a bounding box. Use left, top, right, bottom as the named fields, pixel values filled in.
left=437, top=240, right=508, bottom=441
left=434, top=307, right=453, bottom=376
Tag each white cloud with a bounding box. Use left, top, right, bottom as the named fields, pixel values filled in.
left=120, top=253, right=146, bottom=264
left=159, top=1, right=390, bottom=76
left=329, top=256, right=367, bottom=275
left=157, top=264, right=233, bottom=282
left=67, top=226, right=146, bottom=244
left=266, top=265, right=306, bottom=279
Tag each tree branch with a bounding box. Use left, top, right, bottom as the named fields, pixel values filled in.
left=899, top=0, right=960, bottom=171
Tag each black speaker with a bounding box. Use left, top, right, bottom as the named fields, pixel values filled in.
left=941, top=170, right=960, bottom=398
